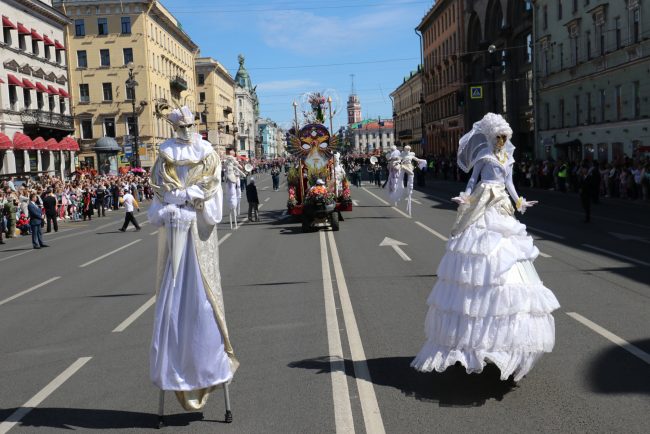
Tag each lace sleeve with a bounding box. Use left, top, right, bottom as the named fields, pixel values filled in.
left=505, top=167, right=520, bottom=203
left=464, top=160, right=484, bottom=195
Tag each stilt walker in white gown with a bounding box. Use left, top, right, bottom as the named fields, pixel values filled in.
left=149, top=106, right=238, bottom=424
left=399, top=145, right=427, bottom=216
left=384, top=145, right=404, bottom=204
left=223, top=150, right=245, bottom=230
left=411, top=113, right=560, bottom=382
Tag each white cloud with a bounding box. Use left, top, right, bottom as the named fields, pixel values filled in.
left=258, top=7, right=412, bottom=56
left=256, top=79, right=321, bottom=92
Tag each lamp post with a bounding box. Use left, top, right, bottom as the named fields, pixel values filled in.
left=487, top=44, right=499, bottom=113
left=125, top=62, right=140, bottom=168
left=199, top=102, right=209, bottom=140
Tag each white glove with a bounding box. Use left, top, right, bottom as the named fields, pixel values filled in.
left=516, top=197, right=538, bottom=214
left=451, top=191, right=470, bottom=206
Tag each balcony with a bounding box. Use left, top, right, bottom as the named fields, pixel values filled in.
left=398, top=129, right=413, bottom=140
left=170, top=76, right=188, bottom=92
left=21, top=110, right=74, bottom=131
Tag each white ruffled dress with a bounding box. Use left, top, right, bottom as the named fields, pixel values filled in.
left=411, top=157, right=559, bottom=381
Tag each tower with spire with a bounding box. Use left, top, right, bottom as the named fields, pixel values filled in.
left=347, top=74, right=362, bottom=125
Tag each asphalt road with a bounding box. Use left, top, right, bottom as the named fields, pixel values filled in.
left=1, top=173, right=648, bottom=433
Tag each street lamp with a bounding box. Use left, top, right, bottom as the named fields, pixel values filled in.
left=486, top=44, right=499, bottom=113
left=125, top=62, right=140, bottom=168
left=199, top=102, right=209, bottom=140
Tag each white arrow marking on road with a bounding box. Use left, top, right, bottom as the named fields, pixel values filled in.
left=264, top=197, right=270, bottom=202
left=380, top=237, right=411, bottom=261
left=352, top=199, right=360, bottom=206
left=609, top=232, right=650, bottom=244
left=411, top=198, right=422, bottom=205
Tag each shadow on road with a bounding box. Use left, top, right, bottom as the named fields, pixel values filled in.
left=0, top=408, right=204, bottom=430
left=587, top=339, right=650, bottom=395
left=89, top=293, right=148, bottom=298
left=289, top=355, right=516, bottom=407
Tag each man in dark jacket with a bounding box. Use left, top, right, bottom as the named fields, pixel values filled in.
left=246, top=178, right=259, bottom=222
left=42, top=189, right=58, bottom=233
left=28, top=193, right=48, bottom=249
left=578, top=162, right=593, bottom=223
left=95, top=182, right=107, bottom=217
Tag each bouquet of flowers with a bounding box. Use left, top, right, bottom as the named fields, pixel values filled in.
left=287, top=186, right=297, bottom=209
left=304, top=185, right=336, bottom=205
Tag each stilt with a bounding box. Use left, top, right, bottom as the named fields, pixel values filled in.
left=406, top=194, right=412, bottom=217
left=157, top=390, right=165, bottom=428
left=223, top=383, right=233, bottom=423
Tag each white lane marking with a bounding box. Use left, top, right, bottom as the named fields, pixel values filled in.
left=352, top=200, right=360, bottom=206
left=79, top=239, right=142, bottom=268
left=262, top=186, right=269, bottom=190
left=327, top=232, right=386, bottom=434
left=567, top=312, right=650, bottom=365
left=379, top=237, right=411, bottom=261
left=0, top=277, right=62, bottom=307
left=0, top=250, right=32, bottom=263
left=361, top=187, right=389, bottom=205
left=527, top=226, right=565, bottom=240
left=218, top=233, right=232, bottom=246
left=539, top=252, right=552, bottom=258
left=319, top=232, right=355, bottom=434
left=264, top=197, right=270, bottom=202
left=0, top=357, right=92, bottom=434
left=414, top=221, right=449, bottom=242
left=112, top=296, right=156, bottom=332
left=391, top=206, right=411, bottom=219
left=149, top=230, right=159, bottom=236
left=411, top=198, right=422, bottom=205
left=582, top=244, right=650, bottom=267
left=259, top=204, right=264, bottom=209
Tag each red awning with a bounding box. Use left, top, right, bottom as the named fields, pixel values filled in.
left=13, top=132, right=34, bottom=150
left=30, top=29, right=43, bottom=41
left=45, top=138, right=58, bottom=150
left=7, top=74, right=24, bottom=87
left=43, top=35, right=54, bottom=46
left=35, top=82, right=48, bottom=93
left=17, top=23, right=29, bottom=35
left=54, top=40, right=65, bottom=50
left=0, top=132, right=11, bottom=150
left=64, top=138, right=80, bottom=151
left=47, top=85, right=59, bottom=95
left=58, top=88, right=70, bottom=98
left=22, top=78, right=36, bottom=89
left=32, top=137, right=46, bottom=150
left=2, top=16, right=17, bottom=30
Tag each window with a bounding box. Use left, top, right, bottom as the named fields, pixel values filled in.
left=570, top=36, right=578, bottom=66
left=574, top=95, right=580, bottom=125
left=615, top=17, right=621, bottom=49
left=8, top=85, right=17, bottom=110
left=559, top=43, right=564, bottom=69
left=121, top=16, right=131, bottom=34
left=198, top=74, right=205, bottom=85
left=599, top=89, right=606, bottom=121
left=526, top=33, right=532, bottom=63
left=615, top=85, right=622, bottom=120
left=104, top=117, right=116, bottom=137
left=558, top=0, right=563, bottom=20
left=97, top=18, right=108, bottom=35
left=48, top=95, right=55, bottom=111
left=586, top=92, right=591, bottom=124
left=55, top=49, right=61, bottom=64
left=75, top=19, right=85, bottom=36
left=37, top=91, right=44, bottom=110
left=559, top=99, right=565, bottom=128
left=597, top=23, right=605, bottom=55
left=199, top=92, right=206, bottom=102
left=545, top=102, right=550, bottom=129
left=44, top=44, right=51, bottom=60
left=100, top=49, right=110, bottom=66
left=543, top=5, right=548, bottom=29
left=633, top=81, right=640, bottom=118
left=32, top=39, right=39, bottom=55
left=18, top=34, right=25, bottom=50
left=81, top=118, right=93, bottom=139
left=3, top=26, right=11, bottom=45
left=573, top=0, right=578, bottom=13
left=125, top=81, right=135, bottom=100
left=59, top=98, right=66, bottom=115
left=123, top=47, right=133, bottom=64
left=79, top=83, right=90, bottom=103
left=102, top=82, right=113, bottom=101
left=23, top=88, right=31, bottom=109
left=632, top=8, right=640, bottom=44
left=586, top=31, right=591, bottom=59
left=126, top=116, right=137, bottom=136
left=77, top=50, right=87, bottom=68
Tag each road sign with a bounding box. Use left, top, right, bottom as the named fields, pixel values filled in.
left=470, top=86, right=483, bottom=99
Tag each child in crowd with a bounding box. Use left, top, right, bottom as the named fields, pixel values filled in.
left=16, top=212, right=30, bottom=235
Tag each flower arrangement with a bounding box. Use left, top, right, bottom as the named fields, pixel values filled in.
left=287, top=186, right=297, bottom=209
left=304, top=185, right=336, bottom=205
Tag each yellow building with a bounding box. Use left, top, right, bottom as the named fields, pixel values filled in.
left=195, top=57, right=235, bottom=155
left=54, top=0, right=198, bottom=171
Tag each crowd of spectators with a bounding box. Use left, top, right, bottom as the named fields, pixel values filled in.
left=1, top=171, right=153, bottom=244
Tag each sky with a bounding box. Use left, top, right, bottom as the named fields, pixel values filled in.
left=164, top=0, right=433, bottom=132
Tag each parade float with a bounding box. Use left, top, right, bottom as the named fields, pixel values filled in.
left=286, top=91, right=352, bottom=232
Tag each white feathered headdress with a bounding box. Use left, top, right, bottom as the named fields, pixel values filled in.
left=457, top=112, right=515, bottom=173
left=167, top=106, right=195, bottom=128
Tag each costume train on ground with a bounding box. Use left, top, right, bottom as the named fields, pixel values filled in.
left=411, top=112, right=560, bottom=382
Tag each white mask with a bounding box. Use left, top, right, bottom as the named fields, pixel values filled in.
left=175, top=124, right=193, bottom=142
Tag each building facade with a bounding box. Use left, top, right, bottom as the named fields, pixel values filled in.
left=390, top=66, right=424, bottom=155
left=535, top=0, right=650, bottom=162
left=1, top=0, right=75, bottom=176
left=233, top=54, right=258, bottom=158
left=464, top=0, right=535, bottom=157
left=348, top=119, right=395, bottom=153
left=257, top=118, right=279, bottom=158
left=196, top=56, right=235, bottom=154
left=55, top=0, right=198, bottom=171
left=346, top=93, right=362, bottom=125
left=418, top=0, right=465, bottom=157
